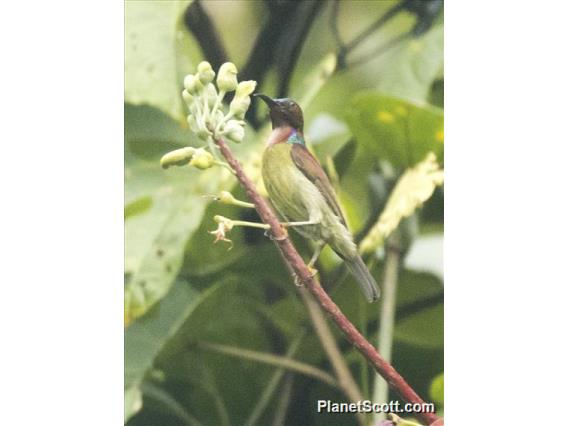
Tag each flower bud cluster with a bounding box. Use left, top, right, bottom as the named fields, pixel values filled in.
left=181, top=61, right=256, bottom=144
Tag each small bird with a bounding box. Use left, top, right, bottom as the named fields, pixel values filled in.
left=256, top=94, right=380, bottom=302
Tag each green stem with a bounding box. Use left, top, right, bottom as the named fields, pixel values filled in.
left=230, top=219, right=271, bottom=230
left=141, top=382, right=203, bottom=426
left=212, top=160, right=235, bottom=174
left=228, top=199, right=254, bottom=209
left=210, top=89, right=225, bottom=119
left=245, top=332, right=305, bottom=426
left=214, top=111, right=233, bottom=135
left=195, top=340, right=338, bottom=388
left=298, top=287, right=366, bottom=426
left=271, top=374, right=294, bottom=426
left=372, top=243, right=400, bottom=424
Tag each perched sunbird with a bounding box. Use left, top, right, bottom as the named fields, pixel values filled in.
left=256, top=94, right=380, bottom=302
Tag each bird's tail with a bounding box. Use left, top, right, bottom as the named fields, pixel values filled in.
left=345, top=255, right=380, bottom=302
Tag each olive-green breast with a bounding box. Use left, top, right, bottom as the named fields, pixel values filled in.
left=262, top=143, right=310, bottom=223
left=262, top=142, right=358, bottom=258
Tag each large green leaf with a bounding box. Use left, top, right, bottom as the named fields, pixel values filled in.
left=376, top=25, right=444, bottom=103
left=124, top=280, right=224, bottom=422
left=153, top=279, right=276, bottom=425
left=346, top=92, right=443, bottom=169
left=125, top=0, right=193, bottom=121
left=395, top=303, right=443, bottom=348
left=124, top=146, right=262, bottom=323
left=124, top=104, right=238, bottom=323
left=125, top=386, right=143, bottom=423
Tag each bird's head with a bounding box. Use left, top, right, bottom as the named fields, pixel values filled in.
left=254, top=94, right=304, bottom=132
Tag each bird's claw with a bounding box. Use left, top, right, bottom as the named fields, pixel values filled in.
left=263, top=228, right=288, bottom=241
left=293, top=267, right=318, bottom=287
left=307, top=266, right=318, bottom=278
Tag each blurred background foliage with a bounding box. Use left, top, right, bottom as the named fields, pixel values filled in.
left=125, top=1, right=443, bottom=425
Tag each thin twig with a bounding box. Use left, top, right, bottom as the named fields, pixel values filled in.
left=272, top=373, right=294, bottom=426
left=348, top=32, right=410, bottom=70
left=195, top=340, right=338, bottom=388
left=329, top=0, right=344, bottom=50
left=299, top=287, right=366, bottom=426
left=183, top=0, right=228, bottom=70
left=373, top=242, right=401, bottom=424
left=213, top=136, right=440, bottom=426
left=141, top=382, right=204, bottom=426
left=245, top=331, right=305, bottom=426
left=276, top=0, right=325, bottom=97
left=336, top=0, right=405, bottom=70
left=342, top=1, right=404, bottom=53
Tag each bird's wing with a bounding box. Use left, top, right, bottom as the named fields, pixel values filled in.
left=290, top=143, right=347, bottom=226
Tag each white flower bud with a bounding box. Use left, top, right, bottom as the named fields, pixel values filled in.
left=218, top=191, right=236, bottom=204
left=196, top=128, right=210, bottom=141
left=184, top=74, right=203, bottom=95
left=189, top=148, right=215, bottom=170
left=182, top=90, right=193, bottom=106
left=205, top=83, right=218, bottom=109
left=223, top=120, right=245, bottom=143
left=197, top=61, right=215, bottom=84
left=216, top=62, right=238, bottom=92
left=229, top=95, right=251, bottom=119
left=160, top=147, right=196, bottom=169
left=235, top=80, right=257, bottom=98
left=187, top=115, right=199, bottom=133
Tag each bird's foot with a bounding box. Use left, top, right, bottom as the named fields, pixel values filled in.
left=307, top=265, right=318, bottom=278
left=292, top=267, right=318, bottom=287
left=263, top=227, right=288, bottom=241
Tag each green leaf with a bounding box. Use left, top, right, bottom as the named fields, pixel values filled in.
left=125, top=196, right=153, bottom=220
left=140, top=381, right=203, bottom=426
left=125, top=385, right=143, bottom=423
left=153, top=279, right=277, bottom=424
left=124, top=280, right=223, bottom=419
left=376, top=25, right=444, bottom=103
left=125, top=0, right=193, bottom=121
left=395, top=303, right=443, bottom=348
left=429, top=373, right=444, bottom=406
left=124, top=104, right=235, bottom=323
left=125, top=192, right=207, bottom=324
left=307, top=113, right=351, bottom=160
left=346, top=92, right=444, bottom=170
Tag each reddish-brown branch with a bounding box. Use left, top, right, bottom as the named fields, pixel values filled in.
left=214, top=137, right=440, bottom=425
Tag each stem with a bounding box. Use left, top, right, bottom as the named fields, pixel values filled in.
left=373, top=243, right=401, bottom=424
left=141, top=382, right=204, bottom=426
left=210, top=89, right=225, bottom=120
left=212, top=160, right=235, bottom=174
left=299, top=287, right=366, bottom=426
left=212, top=136, right=440, bottom=425
left=183, top=0, right=228, bottom=70
left=230, top=220, right=270, bottom=230
left=245, top=332, right=305, bottom=426
left=195, top=340, right=338, bottom=388
left=229, top=199, right=254, bottom=209
left=271, top=374, right=294, bottom=426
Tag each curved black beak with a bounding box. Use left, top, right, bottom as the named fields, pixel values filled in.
left=253, top=93, right=277, bottom=109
